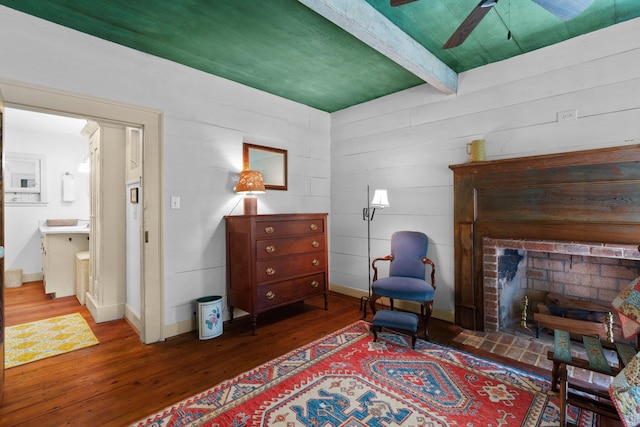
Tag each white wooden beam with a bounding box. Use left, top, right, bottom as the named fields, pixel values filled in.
left=298, top=0, right=457, bottom=95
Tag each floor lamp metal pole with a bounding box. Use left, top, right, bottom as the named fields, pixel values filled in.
left=361, top=185, right=372, bottom=319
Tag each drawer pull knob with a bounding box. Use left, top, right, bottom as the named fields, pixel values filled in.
left=311, top=240, right=319, bottom=248
left=266, top=267, right=276, bottom=276
left=265, top=290, right=275, bottom=300
left=265, top=245, right=276, bottom=254
left=309, top=223, right=318, bottom=231
left=311, top=280, right=319, bottom=288
left=311, top=259, right=319, bottom=267
left=265, top=226, right=275, bottom=234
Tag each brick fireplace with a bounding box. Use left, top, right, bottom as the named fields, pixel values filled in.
left=451, top=145, right=640, bottom=331
left=483, top=238, right=640, bottom=333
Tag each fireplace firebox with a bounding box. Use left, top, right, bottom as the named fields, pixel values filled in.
left=484, top=238, right=640, bottom=335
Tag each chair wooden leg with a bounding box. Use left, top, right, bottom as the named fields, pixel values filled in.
left=421, top=300, right=434, bottom=341
left=559, top=363, right=568, bottom=427
left=369, top=294, right=381, bottom=316
left=551, top=360, right=560, bottom=392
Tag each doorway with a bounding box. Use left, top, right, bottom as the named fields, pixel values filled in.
left=0, top=80, right=163, bottom=344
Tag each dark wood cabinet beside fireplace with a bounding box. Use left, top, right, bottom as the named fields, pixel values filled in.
left=225, top=213, right=328, bottom=334
left=450, top=145, right=640, bottom=331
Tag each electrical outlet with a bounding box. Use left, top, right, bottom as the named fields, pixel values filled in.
left=170, top=196, right=181, bottom=209
left=557, top=109, right=577, bottom=122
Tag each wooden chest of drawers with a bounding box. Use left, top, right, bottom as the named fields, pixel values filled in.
left=225, top=213, right=328, bottom=334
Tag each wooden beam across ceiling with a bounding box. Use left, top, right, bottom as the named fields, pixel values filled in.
left=298, top=0, right=458, bottom=95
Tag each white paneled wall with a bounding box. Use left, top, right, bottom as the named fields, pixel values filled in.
left=330, top=18, right=640, bottom=321
left=0, top=7, right=330, bottom=334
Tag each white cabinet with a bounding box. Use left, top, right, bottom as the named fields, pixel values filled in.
left=42, top=232, right=89, bottom=298
left=82, top=121, right=127, bottom=322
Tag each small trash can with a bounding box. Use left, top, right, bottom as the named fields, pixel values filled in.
left=5, top=269, right=23, bottom=288
left=197, top=296, right=223, bottom=340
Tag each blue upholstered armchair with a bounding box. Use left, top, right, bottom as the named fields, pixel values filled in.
left=369, top=231, right=436, bottom=340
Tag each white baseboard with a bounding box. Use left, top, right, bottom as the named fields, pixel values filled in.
left=164, top=318, right=196, bottom=339
left=161, top=285, right=455, bottom=339
left=22, top=272, right=44, bottom=283
left=124, top=304, right=142, bottom=334
left=85, top=293, right=125, bottom=323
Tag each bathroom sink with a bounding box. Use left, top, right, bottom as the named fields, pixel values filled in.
left=40, top=220, right=90, bottom=234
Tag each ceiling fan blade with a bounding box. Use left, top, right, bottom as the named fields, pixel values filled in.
left=390, top=0, right=418, bottom=6
left=531, top=0, right=594, bottom=20
left=443, top=0, right=496, bottom=49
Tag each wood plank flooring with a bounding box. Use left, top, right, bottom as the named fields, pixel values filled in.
left=0, top=281, right=538, bottom=426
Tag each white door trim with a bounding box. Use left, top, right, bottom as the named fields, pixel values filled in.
left=0, top=79, right=164, bottom=343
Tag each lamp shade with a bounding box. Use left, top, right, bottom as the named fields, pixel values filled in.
left=77, top=159, right=90, bottom=173
left=77, top=155, right=90, bottom=173
left=370, top=189, right=389, bottom=208
left=235, top=170, right=265, bottom=194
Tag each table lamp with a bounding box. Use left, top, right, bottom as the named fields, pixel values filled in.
left=235, top=170, right=265, bottom=215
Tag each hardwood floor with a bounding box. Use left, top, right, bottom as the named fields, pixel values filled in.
left=1, top=281, right=538, bottom=426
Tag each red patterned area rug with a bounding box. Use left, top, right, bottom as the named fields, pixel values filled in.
left=132, top=321, right=597, bottom=426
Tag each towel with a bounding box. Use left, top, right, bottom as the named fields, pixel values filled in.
left=62, top=173, right=75, bottom=202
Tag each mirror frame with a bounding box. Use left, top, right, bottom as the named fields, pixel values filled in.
left=4, top=152, right=43, bottom=193
left=243, top=143, right=288, bottom=191
left=3, top=152, right=48, bottom=204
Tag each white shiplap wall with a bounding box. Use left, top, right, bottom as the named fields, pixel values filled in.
left=330, top=18, right=640, bottom=322
left=0, top=6, right=331, bottom=334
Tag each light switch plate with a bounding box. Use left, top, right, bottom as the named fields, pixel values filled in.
left=170, top=196, right=180, bottom=209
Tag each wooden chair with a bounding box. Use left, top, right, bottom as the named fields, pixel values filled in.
left=369, top=231, right=436, bottom=340
left=535, top=312, right=637, bottom=426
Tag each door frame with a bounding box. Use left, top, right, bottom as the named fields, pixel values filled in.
left=0, top=79, right=164, bottom=344
left=1, top=86, right=5, bottom=401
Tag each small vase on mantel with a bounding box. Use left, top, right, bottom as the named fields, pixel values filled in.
left=467, top=139, right=486, bottom=162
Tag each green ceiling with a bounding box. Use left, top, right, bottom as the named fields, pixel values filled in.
left=367, top=0, right=640, bottom=72
left=1, top=0, right=639, bottom=112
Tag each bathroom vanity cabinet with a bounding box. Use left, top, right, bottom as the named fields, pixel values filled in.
left=41, top=231, right=89, bottom=298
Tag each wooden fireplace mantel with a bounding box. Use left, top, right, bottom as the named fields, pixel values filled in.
left=449, top=144, right=640, bottom=331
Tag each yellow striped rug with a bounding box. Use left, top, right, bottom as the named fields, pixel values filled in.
left=5, top=313, right=99, bottom=369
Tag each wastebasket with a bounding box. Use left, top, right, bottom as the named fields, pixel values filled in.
left=5, top=269, right=23, bottom=288
left=197, top=296, right=223, bottom=340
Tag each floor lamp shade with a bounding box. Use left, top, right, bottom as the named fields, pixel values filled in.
left=235, top=170, right=265, bottom=215
left=370, top=189, right=389, bottom=208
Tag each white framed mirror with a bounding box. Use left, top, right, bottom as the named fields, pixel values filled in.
left=4, top=152, right=47, bottom=203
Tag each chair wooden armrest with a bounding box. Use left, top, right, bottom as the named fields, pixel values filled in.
left=372, top=255, right=393, bottom=282
left=423, top=257, right=436, bottom=289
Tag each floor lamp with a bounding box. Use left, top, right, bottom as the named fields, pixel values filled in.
left=360, top=185, right=389, bottom=319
